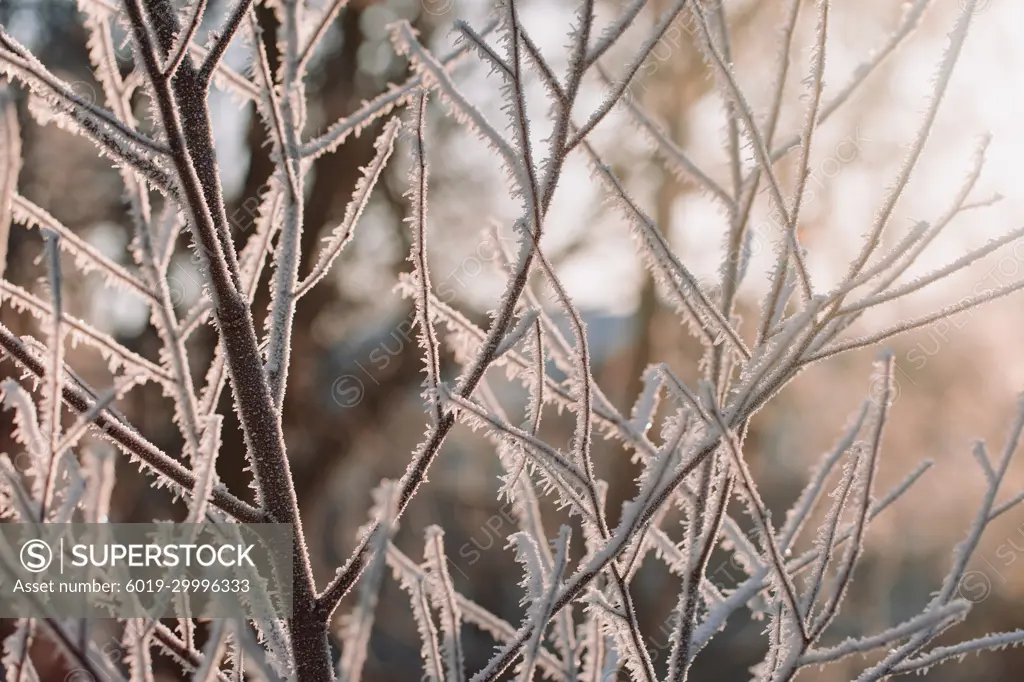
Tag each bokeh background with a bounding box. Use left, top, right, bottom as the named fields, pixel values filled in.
left=1, top=0, right=1024, bottom=679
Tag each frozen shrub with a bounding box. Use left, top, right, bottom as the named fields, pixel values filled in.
left=0, top=0, right=1022, bottom=680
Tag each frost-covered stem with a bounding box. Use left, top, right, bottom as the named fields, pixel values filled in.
left=479, top=385, right=576, bottom=679
left=408, top=90, right=443, bottom=422
left=769, top=0, right=933, bottom=164
left=690, top=4, right=789, bottom=232
left=56, top=376, right=144, bottom=455
left=192, top=619, right=230, bottom=682
left=301, top=19, right=500, bottom=159
left=0, top=90, right=19, bottom=282
left=194, top=183, right=285, bottom=429
left=584, top=138, right=752, bottom=358
left=772, top=399, right=879, bottom=680
left=198, top=0, right=255, bottom=84
left=693, top=2, right=812, bottom=308
left=840, top=0, right=974, bottom=287
left=142, top=0, right=243, bottom=289
left=1, top=319, right=261, bottom=521
left=471, top=340, right=830, bottom=681
left=763, top=0, right=802, bottom=149
left=0, top=28, right=172, bottom=159
left=407, top=572, right=446, bottom=682
left=810, top=426, right=880, bottom=641
left=795, top=601, right=967, bottom=667
left=806, top=279, right=1024, bottom=363
left=256, top=1, right=307, bottom=408
left=811, top=136, right=992, bottom=348
left=386, top=541, right=567, bottom=680
left=163, top=0, right=207, bottom=79
left=296, top=121, right=400, bottom=298
left=338, top=482, right=399, bottom=682
left=39, top=617, right=123, bottom=682
left=298, top=0, right=348, bottom=74
left=518, top=526, right=571, bottom=682
left=859, top=392, right=1023, bottom=681
left=703, top=385, right=808, bottom=643
left=123, top=2, right=329, bottom=679
left=714, top=0, right=799, bottom=338
left=709, top=1, right=742, bottom=205
left=800, top=451, right=857, bottom=625
left=566, top=0, right=594, bottom=99
left=762, top=0, right=829, bottom=331
left=440, top=391, right=597, bottom=522
left=85, top=12, right=208, bottom=470
left=317, top=5, right=599, bottom=621
left=601, top=71, right=731, bottom=208
left=3, top=606, right=124, bottom=681
left=786, top=0, right=829, bottom=260
left=741, top=0, right=934, bottom=244
left=124, top=618, right=156, bottom=682
left=505, top=7, right=653, bottom=675
left=11, top=621, right=36, bottom=682
left=709, top=0, right=764, bottom=390
left=584, top=0, right=647, bottom=67
left=666, top=456, right=729, bottom=682
left=504, top=0, right=591, bottom=496
left=131, top=205, right=206, bottom=467
left=424, top=527, right=466, bottom=682
left=11, top=193, right=154, bottom=299
left=565, top=0, right=689, bottom=152
left=887, top=629, right=1024, bottom=676
left=836, top=224, right=1024, bottom=317
left=38, top=231, right=64, bottom=522
left=693, top=459, right=934, bottom=659
left=779, top=404, right=869, bottom=552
